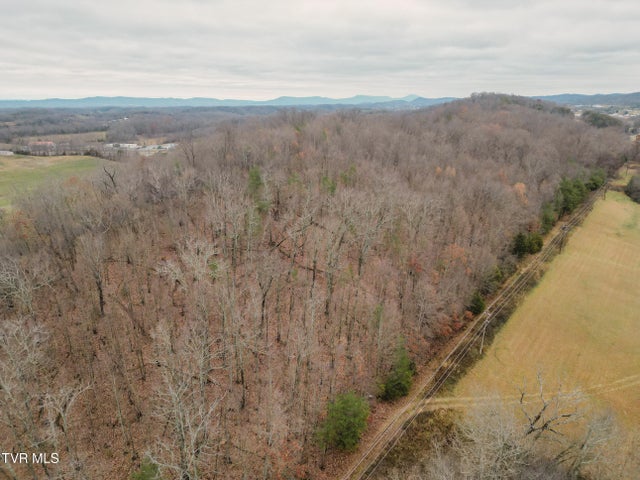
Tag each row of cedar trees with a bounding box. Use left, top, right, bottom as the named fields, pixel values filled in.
left=0, top=94, right=631, bottom=480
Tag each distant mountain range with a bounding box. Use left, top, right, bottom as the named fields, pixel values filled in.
left=532, top=92, right=640, bottom=107
left=0, top=92, right=638, bottom=109
left=0, top=95, right=455, bottom=109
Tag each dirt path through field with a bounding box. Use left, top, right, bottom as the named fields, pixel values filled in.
left=422, top=373, right=640, bottom=412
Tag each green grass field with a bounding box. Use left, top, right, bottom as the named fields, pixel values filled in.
left=0, top=155, right=105, bottom=209
left=453, top=188, right=640, bottom=427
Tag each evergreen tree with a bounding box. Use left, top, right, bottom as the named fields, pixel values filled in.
left=586, top=168, right=606, bottom=190
left=468, top=290, right=486, bottom=315
left=540, top=203, right=557, bottom=234
left=513, top=232, right=529, bottom=258
left=317, top=392, right=369, bottom=451
left=131, top=458, right=160, bottom=480
left=625, top=175, right=640, bottom=203
left=247, top=165, right=263, bottom=199
left=558, top=177, right=588, bottom=214
left=379, top=339, right=414, bottom=401
left=528, top=232, right=543, bottom=253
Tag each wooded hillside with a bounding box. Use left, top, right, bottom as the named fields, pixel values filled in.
left=0, top=94, right=629, bottom=479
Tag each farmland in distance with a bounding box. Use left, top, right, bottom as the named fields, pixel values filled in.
left=0, top=155, right=107, bottom=209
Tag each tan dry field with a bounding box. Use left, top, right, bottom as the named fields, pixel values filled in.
left=21, top=132, right=168, bottom=145
left=452, top=188, right=640, bottom=427
left=23, top=130, right=107, bottom=144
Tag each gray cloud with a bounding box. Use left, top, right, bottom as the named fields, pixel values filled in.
left=1, top=0, right=638, bottom=99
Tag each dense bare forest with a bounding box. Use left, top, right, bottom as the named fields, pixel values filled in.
left=0, top=104, right=349, bottom=145
left=0, top=94, right=630, bottom=479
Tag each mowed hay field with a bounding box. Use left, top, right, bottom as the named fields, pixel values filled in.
left=0, top=155, right=105, bottom=209
left=453, top=188, right=640, bottom=426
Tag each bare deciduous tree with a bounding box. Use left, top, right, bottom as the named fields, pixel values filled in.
left=151, top=319, right=224, bottom=480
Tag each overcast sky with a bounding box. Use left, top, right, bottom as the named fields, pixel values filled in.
left=1, top=0, right=639, bottom=100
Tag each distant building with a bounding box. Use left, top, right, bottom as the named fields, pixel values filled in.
left=0, top=150, right=14, bottom=156
left=104, top=143, right=139, bottom=150
left=104, top=142, right=177, bottom=157
left=138, top=145, right=162, bottom=157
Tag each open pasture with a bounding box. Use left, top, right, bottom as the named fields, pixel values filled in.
left=453, top=190, right=640, bottom=426
left=0, top=155, right=105, bottom=209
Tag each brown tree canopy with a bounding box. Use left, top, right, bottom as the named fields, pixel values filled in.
left=0, top=94, right=630, bottom=479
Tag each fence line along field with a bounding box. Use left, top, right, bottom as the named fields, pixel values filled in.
left=0, top=155, right=107, bottom=209
left=453, top=186, right=640, bottom=427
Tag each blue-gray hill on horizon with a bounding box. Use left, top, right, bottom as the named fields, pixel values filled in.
left=0, top=92, right=638, bottom=109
